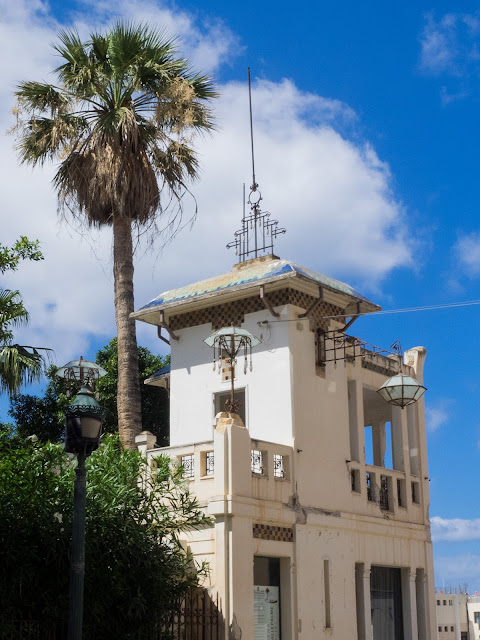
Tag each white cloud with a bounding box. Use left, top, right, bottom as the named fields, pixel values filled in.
left=434, top=553, right=480, bottom=591
left=72, top=0, right=242, bottom=73
left=455, top=232, right=480, bottom=275
left=432, top=517, right=480, bottom=541
left=0, top=0, right=413, bottom=369
left=419, top=13, right=457, bottom=76
left=425, top=401, right=451, bottom=432
left=419, top=11, right=480, bottom=98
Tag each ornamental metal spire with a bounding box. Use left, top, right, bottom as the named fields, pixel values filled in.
left=227, top=68, right=286, bottom=263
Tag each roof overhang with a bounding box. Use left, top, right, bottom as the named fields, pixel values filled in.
left=132, top=259, right=381, bottom=327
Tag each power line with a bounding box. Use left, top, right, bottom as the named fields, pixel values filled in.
left=324, top=299, right=480, bottom=320
left=268, top=298, right=480, bottom=322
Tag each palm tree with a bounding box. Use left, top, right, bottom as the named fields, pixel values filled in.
left=14, top=23, right=216, bottom=448
left=0, top=289, right=45, bottom=394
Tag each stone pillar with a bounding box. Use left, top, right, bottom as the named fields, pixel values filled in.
left=372, top=421, right=386, bottom=467
left=210, top=412, right=253, bottom=640
left=402, top=569, right=419, bottom=640
left=135, top=430, right=156, bottom=455
left=454, top=596, right=461, bottom=640
left=362, top=564, right=373, bottom=640
left=391, top=406, right=406, bottom=472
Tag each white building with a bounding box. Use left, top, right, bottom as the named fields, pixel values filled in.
left=435, top=590, right=468, bottom=640
left=133, top=250, right=436, bottom=640
left=434, top=589, right=480, bottom=640
left=467, top=595, right=480, bottom=640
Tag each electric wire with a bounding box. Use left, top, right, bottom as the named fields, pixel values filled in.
left=265, top=298, right=480, bottom=322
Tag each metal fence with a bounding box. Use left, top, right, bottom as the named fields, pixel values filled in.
left=0, top=589, right=222, bottom=640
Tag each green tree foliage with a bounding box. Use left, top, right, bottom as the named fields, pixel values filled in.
left=96, top=338, right=170, bottom=444
left=0, top=434, right=209, bottom=638
left=8, top=365, right=69, bottom=442
left=0, top=236, right=43, bottom=273
left=9, top=339, right=170, bottom=444
left=0, top=238, right=49, bottom=394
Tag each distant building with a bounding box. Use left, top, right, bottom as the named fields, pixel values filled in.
left=467, top=595, right=480, bottom=640
left=435, top=589, right=480, bottom=640
left=435, top=589, right=468, bottom=640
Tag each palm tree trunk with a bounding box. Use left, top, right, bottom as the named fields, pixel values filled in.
left=113, top=214, right=142, bottom=448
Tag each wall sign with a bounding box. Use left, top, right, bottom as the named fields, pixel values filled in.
left=254, top=585, right=280, bottom=640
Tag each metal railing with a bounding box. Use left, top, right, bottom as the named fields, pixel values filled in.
left=0, top=590, right=222, bottom=640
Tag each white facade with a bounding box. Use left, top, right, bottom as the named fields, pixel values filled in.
left=467, top=596, right=480, bottom=640
left=434, top=591, right=480, bottom=640
left=134, top=255, right=437, bottom=640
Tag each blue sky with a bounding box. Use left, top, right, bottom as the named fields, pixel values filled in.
left=1, top=0, right=480, bottom=591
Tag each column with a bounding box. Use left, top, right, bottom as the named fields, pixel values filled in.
left=372, top=421, right=386, bottom=467
left=211, top=412, right=253, bottom=640
left=402, top=569, right=419, bottom=640
left=391, top=406, right=406, bottom=472
left=355, top=563, right=373, bottom=640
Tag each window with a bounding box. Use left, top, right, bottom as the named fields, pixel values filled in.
left=366, top=472, right=375, bottom=502
left=180, top=454, right=194, bottom=478
left=411, top=481, right=420, bottom=504
left=451, top=627, right=454, bottom=632
left=449, top=600, right=453, bottom=606
left=379, top=475, right=389, bottom=511
left=316, top=328, right=326, bottom=365
left=443, top=600, right=446, bottom=606
left=438, top=626, right=442, bottom=633
left=437, top=600, right=440, bottom=606
left=251, top=450, right=264, bottom=475
left=474, top=611, right=480, bottom=624
left=214, top=388, right=246, bottom=424
left=205, top=451, right=214, bottom=476
left=444, top=626, right=448, bottom=632
left=273, top=454, right=285, bottom=479
left=324, top=559, right=331, bottom=629
left=351, top=468, right=360, bottom=493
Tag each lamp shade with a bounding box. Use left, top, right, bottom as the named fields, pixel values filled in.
left=64, top=386, right=107, bottom=454
left=204, top=326, right=261, bottom=349
left=377, top=373, right=426, bottom=408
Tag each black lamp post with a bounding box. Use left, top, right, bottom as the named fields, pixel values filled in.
left=64, top=385, right=106, bottom=640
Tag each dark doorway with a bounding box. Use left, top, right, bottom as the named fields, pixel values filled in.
left=254, top=556, right=281, bottom=640
left=370, top=566, right=404, bottom=640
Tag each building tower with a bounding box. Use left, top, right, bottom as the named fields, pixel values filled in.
left=133, top=192, right=435, bottom=639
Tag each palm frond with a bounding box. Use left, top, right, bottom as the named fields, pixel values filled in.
left=0, top=345, right=45, bottom=395
left=151, top=141, right=199, bottom=195
left=15, top=82, right=71, bottom=115
left=0, top=290, right=29, bottom=342
left=16, top=114, right=88, bottom=166
left=54, top=29, right=106, bottom=100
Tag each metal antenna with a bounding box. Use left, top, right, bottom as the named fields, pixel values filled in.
left=227, top=69, right=286, bottom=262
left=248, top=68, right=257, bottom=191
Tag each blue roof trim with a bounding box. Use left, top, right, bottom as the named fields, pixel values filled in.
left=151, top=364, right=171, bottom=378
left=137, top=259, right=377, bottom=313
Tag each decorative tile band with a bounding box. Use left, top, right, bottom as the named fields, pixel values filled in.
left=168, top=287, right=342, bottom=332
left=253, top=523, right=294, bottom=542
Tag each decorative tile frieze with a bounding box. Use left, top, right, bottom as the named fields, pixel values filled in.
left=253, top=523, right=294, bottom=542
left=168, top=287, right=343, bottom=332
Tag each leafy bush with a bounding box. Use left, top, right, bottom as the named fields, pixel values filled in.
left=0, top=433, right=209, bottom=638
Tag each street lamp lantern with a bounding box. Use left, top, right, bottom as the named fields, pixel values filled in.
left=204, top=325, right=261, bottom=413
left=64, top=385, right=106, bottom=455
left=377, top=373, right=426, bottom=409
